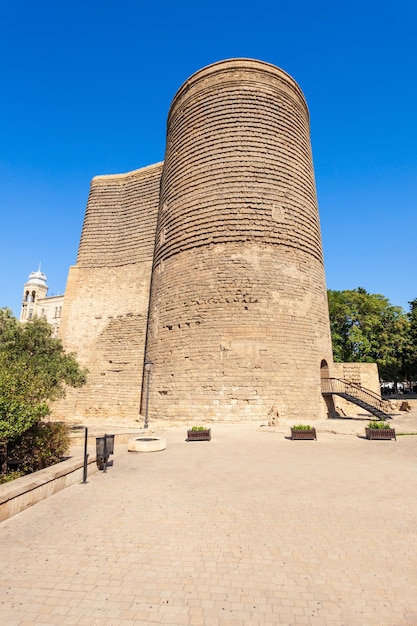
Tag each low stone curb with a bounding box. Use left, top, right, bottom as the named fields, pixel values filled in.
left=0, top=430, right=148, bottom=523
left=0, top=455, right=99, bottom=523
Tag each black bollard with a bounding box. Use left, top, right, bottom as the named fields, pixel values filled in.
left=82, top=427, right=88, bottom=484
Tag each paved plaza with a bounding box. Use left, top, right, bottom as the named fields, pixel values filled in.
left=1, top=413, right=417, bottom=626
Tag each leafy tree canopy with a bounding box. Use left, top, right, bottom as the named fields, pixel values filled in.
left=402, top=298, right=417, bottom=380
left=327, top=288, right=411, bottom=381
left=0, top=308, right=87, bottom=440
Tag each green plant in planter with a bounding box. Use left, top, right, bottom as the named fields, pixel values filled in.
left=368, top=420, right=391, bottom=430
left=366, top=419, right=396, bottom=440
left=291, top=423, right=317, bottom=440
left=187, top=425, right=211, bottom=442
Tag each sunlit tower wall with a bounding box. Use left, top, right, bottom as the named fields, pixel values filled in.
left=144, top=59, right=334, bottom=422
left=57, top=163, right=162, bottom=422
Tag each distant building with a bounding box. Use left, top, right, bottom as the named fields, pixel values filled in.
left=20, top=267, right=64, bottom=337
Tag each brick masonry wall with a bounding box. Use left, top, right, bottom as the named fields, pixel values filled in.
left=331, top=362, right=381, bottom=417
left=55, top=164, right=162, bottom=422
left=146, top=244, right=333, bottom=422
left=57, top=59, right=336, bottom=425
left=332, top=362, right=380, bottom=396
left=77, top=163, right=163, bottom=268
left=145, top=59, right=334, bottom=422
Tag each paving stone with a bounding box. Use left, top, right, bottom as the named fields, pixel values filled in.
left=1, top=420, right=417, bottom=625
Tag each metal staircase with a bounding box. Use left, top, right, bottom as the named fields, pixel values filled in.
left=321, top=377, right=393, bottom=420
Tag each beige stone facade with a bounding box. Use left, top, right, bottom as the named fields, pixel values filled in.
left=332, top=362, right=380, bottom=396
left=57, top=58, right=339, bottom=424
left=330, top=362, right=381, bottom=417
left=57, top=164, right=162, bottom=421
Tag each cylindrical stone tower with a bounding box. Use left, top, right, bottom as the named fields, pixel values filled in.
left=144, top=58, right=333, bottom=422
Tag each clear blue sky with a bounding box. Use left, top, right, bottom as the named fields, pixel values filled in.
left=1, top=0, right=416, bottom=317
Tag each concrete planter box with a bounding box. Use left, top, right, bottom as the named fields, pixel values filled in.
left=365, top=428, right=396, bottom=440
left=291, top=428, right=317, bottom=440
left=187, top=429, right=211, bottom=442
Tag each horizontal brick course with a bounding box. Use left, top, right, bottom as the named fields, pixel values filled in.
left=58, top=59, right=334, bottom=424
left=146, top=59, right=332, bottom=422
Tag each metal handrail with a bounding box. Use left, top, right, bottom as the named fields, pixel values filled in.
left=321, top=378, right=391, bottom=413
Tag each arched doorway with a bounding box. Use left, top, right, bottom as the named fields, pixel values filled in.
left=320, top=359, right=337, bottom=418
left=320, top=359, right=329, bottom=388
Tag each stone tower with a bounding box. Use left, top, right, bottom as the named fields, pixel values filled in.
left=58, top=58, right=334, bottom=424
left=58, top=164, right=162, bottom=420
left=143, top=59, right=333, bottom=422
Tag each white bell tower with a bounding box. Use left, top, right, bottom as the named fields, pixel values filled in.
left=20, top=265, right=48, bottom=322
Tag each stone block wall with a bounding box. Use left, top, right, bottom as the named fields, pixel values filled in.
left=332, top=362, right=380, bottom=396
left=77, top=163, right=162, bottom=268
left=145, top=59, right=333, bottom=422
left=55, top=164, right=162, bottom=422
left=57, top=59, right=336, bottom=425
left=331, top=362, right=381, bottom=417
left=146, top=243, right=332, bottom=421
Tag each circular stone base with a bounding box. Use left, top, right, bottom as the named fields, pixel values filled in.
left=128, top=436, right=167, bottom=452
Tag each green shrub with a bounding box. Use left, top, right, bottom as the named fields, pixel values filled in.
left=291, top=424, right=313, bottom=431
left=0, top=470, right=24, bottom=484
left=190, top=426, right=208, bottom=432
left=368, top=421, right=391, bottom=430
left=7, top=421, right=70, bottom=473
left=0, top=310, right=87, bottom=442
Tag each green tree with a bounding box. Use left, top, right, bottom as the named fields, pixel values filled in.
left=327, top=288, right=410, bottom=382
left=0, top=308, right=87, bottom=441
left=402, top=298, right=417, bottom=382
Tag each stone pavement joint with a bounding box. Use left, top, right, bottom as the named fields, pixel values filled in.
left=1, top=410, right=417, bottom=625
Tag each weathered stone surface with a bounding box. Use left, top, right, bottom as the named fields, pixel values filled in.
left=0, top=456, right=99, bottom=522
left=145, top=59, right=333, bottom=422
left=55, top=164, right=162, bottom=421
left=331, top=362, right=381, bottom=417
left=58, top=59, right=335, bottom=424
